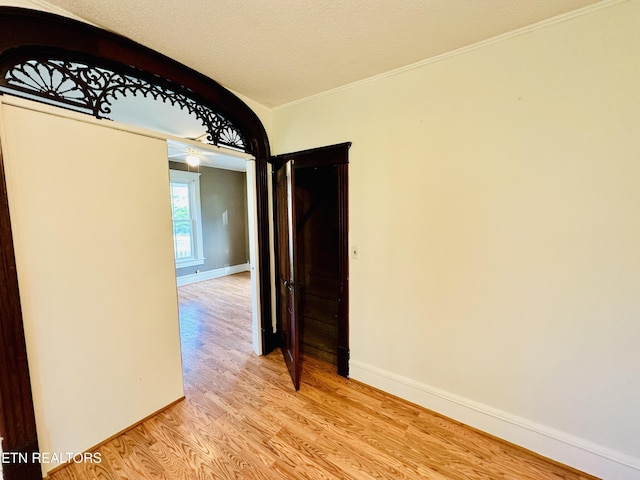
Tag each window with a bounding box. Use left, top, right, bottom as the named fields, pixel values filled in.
left=169, top=169, right=204, bottom=268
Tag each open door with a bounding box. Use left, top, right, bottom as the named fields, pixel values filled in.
left=274, top=143, right=350, bottom=390
left=276, top=160, right=301, bottom=389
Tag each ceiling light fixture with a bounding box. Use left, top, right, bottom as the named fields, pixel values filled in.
left=185, top=149, right=201, bottom=167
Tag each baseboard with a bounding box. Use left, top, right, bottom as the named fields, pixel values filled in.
left=349, top=360, right=640, bottom=480
left=176, top=263, right=250, bottom=286
left=43, top=396, right=185, bottom=478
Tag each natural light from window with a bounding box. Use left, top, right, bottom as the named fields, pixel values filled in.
left=169, top=169, right=204, bottom=268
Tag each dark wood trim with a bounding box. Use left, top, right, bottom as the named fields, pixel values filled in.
left=0, top=141, right=40, bottom=479
left=336, top=162, right=350, bottom=377
left=0, top=7, right=274, bottom=354
left=0, top=8, right=275, bottom=480
left=272, top=142, right=352, bottom=171
left=272, top=143, right=351, bottom=378
left=0, top=8, right=265, bottom=148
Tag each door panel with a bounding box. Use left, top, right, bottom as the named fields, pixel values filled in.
left=273, top=143, right=350, bottom=387
left=276, top=160, right=300, bottom=389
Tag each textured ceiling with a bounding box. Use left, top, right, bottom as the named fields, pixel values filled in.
left=40, top=0, right=603, bottom=107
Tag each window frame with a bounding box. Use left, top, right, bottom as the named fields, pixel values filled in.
left=169, top=169, right=205, bottom=268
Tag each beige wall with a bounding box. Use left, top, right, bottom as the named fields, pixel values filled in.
left=0, top=0, right=84, bottom=17
left=1, top=100, right=184, bottom=475
left=234, top=90, right=273, bottom=142
left=272, top=1, right=640, bottom=478
left=2, top=0, right=638, bottom=478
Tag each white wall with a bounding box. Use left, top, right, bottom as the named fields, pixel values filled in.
left=0, top=99, right=184, bottom=475
left=272, top=1, right=640, bottom=479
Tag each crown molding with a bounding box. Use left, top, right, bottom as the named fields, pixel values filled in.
left=274, top=0, right=626, bottom=112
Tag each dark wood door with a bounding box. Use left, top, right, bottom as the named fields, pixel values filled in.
left=275, top=160, right=301, bottom=390
left=273, top=143, right=350, bottom=382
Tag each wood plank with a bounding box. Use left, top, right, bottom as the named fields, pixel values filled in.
left=47, top=273, right=599, bottom=480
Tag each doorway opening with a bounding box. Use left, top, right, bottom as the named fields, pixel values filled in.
left=0, top=10, right=275, bottom=479
left=166, top=139, right=263, bottom=355
left=274, top=143, right=350, bottom=389
left=296, top=166, right=340, bottom=365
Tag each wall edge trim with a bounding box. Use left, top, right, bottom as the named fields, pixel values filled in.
left=273, top=0, right=627, bottom=112
left=176, top=263, right=250, bottom=287
left=349, top=360, right=640, bottom=480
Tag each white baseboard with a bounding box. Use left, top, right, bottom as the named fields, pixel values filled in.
left=349, top=360, right=640, bottom=480
left=176, top=263, right=250, bottom=287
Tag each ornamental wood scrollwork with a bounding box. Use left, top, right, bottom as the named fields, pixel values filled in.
left=1, top=57, right=248, bottom=151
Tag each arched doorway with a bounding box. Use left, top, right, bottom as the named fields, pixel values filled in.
left=0, top=7, right=275, bottom=479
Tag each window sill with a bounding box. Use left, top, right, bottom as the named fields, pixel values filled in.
left=175, top=258, right=205, bottom=269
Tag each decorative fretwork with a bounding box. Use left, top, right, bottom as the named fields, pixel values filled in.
left=1, top=58, right=248, bottom=152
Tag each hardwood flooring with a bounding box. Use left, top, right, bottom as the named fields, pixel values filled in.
left=47, top=273, right=598, bottom=480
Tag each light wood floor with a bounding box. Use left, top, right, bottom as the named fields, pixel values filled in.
left=48, top=273, right=598, bottom=480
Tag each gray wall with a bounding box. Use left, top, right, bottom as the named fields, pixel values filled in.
left=170, top=162, right=249, bottom=277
